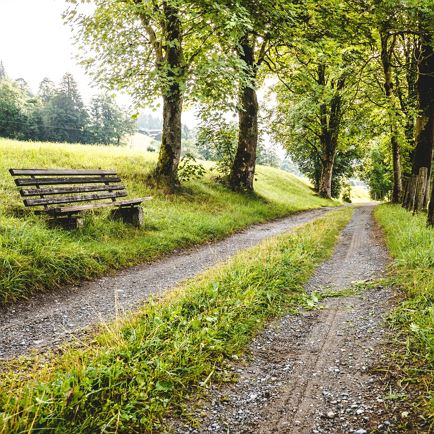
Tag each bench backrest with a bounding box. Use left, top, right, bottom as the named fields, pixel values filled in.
left=10, top=168, right=127, bottom=212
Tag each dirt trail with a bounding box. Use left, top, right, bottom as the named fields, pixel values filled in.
left=0, top=206, right=337, bottom=361
left=177, top=205, right=401, bottom=434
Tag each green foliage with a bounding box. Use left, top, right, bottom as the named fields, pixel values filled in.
left=0, top=138, right=337, bottom=304
left=360, top=143, right=393, bottom=200
left=0, top=71, right=135, bottom=145
left=195, top=109, right=281, bottom=178
left=177, top=153, right=206, bottom=182
left=341, top=181, right=352, bottom=203
left=282, top=142, right=360, bottom=199
left=65, top=0, right=246, bottom=105
left=268, top=26, right=368, bottom=196
left=42, top=73, right=89, bottom=143
left=0, top=79, right=29, bottom=139
left=375, top=205, right=434, bottom=422
left=88, top=94, right=136, bottom=145
left=195, top=111, right=238, bottom=179
left=0, top=208, right=352, bottom=433
left=256, top=141, right=281, bottom=168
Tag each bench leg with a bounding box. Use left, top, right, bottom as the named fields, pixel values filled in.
left=110, top=207, right=144, bottom=227
left=48, top=216, right=84, bottom=230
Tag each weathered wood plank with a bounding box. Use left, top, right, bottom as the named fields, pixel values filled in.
left=45, top=198, right=151, bottom=215
left=15, top=176, right=121, bottom=186
left=10, top=168, right=117, bottom=176
left=24, top=191, right=128, bottom=207
left=20, top=184, right=125, bottom=197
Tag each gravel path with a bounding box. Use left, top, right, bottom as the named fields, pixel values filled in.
left=0, top=206, right=337, bottom=361
left=174, top=205, right=405, bottom=434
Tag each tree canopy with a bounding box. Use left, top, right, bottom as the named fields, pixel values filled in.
left=1, top=0, right=433, bottom=222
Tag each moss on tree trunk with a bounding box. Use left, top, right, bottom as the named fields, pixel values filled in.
left=151, top=2, right=184, bottom=191
left=229, top=37, right=259, bottom=192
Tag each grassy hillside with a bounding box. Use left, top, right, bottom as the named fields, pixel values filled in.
left=350, top=186, right=372, bottom=203
left=0, top=138, right=336, bottom=304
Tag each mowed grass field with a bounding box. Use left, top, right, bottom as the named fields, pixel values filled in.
left=0, top=138, right=336, bottom=304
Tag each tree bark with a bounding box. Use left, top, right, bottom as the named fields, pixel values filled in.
left=229, top=36, right=259, bottom=192
left=428, top=177, right=434, bottom=227
left=319, top=155, right=335, bottom=198
left=397, top=35, right=418, bottom=154
left=380, top=31, right=402, bottom=203
left=391, top=133, right=403, bottom=203
left=411, top=31, right=434, bottom=206
left=414, top=167, right=429, bottom=212
left=155, top=90, right=183, bottom=187
left=317, top=64, right=343, bottom=199
left=152, top=2, right=184, bottom=190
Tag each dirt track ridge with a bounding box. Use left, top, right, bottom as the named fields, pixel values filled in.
left=177, top=204, right=401, bottom=434
left=0, top=206, right=336, bottom=361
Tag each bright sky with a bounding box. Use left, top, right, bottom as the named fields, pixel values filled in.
left=0, top=0, right=94, bottom=100
left=0, top=0, right=272, bottom=132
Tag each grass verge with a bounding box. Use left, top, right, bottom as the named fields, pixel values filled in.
left=375, top=204, right=434, bottom=425
left=0, top=139, right=336, bottom=304
left=0, top=207, right=352, bottom=433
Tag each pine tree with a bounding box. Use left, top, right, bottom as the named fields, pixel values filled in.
left=42, top=73, right=89, bottom=143
left=38, top=78, right=56, bottom=102
left=59, top=73, right=85, bottom=109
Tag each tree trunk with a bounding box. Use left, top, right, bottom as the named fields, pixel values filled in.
left=152, top=2, right=184, bottom=190
left=154, top=91, right=183, bottom=188
left=229, top=37, right=258, bottom=192
left=319, top=155, right=335, bottom=198
left=411, top=32, right=434, bottom=206
left=428, top=177, right=434, bottom=227
left=317, top=64, right=343, bottom=199
left=399, top=35, right=418, bottom=154
left=380, top=31, right=402, bottom=203
left=414, top=167, right=429, bottom=213
left=391, top=133, right=402, bottom=203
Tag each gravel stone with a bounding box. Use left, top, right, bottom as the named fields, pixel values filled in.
left=167, top=205, right=416, bottom=434
left=0, top=207, right=335, bottom=361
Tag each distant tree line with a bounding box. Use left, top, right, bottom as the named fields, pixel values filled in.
left=0, top=64, right=135, bottom=145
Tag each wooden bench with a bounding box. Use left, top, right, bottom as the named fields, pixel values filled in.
left=10, top=168, right=151, bottom=229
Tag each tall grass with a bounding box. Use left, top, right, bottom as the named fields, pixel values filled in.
left=0, top=208, right=352, bottom=433
left=375, top=204, right=434, bottom=422
left=0, top=139, right=336, bottom=304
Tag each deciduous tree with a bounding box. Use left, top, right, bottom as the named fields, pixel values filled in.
left=66, top=0, right=241, bottom=190
left=88, top=94, right=136, bottom=145
left=226, top=0, right=297, bottom=192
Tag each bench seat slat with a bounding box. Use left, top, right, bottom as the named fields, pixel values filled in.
left=10, top=169, right=117, bottom=176
left=15, top=176, right=121, bottom=187
left=20, top=184, right=125, bottom=197
left=41, top=197, right=151, bottom=215
left=24, top=191, right=128, bottom=207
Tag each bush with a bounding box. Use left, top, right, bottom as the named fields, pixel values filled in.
left=195, top=111, right=237, bottom=179
left=178, top=153, right=206, bottom=182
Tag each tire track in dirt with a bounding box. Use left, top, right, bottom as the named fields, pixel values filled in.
left=271, top=305, right=342, bottom=433
left=0, top=206, right=337, bottom=361
left=175, top=205, right=401, bottom=434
